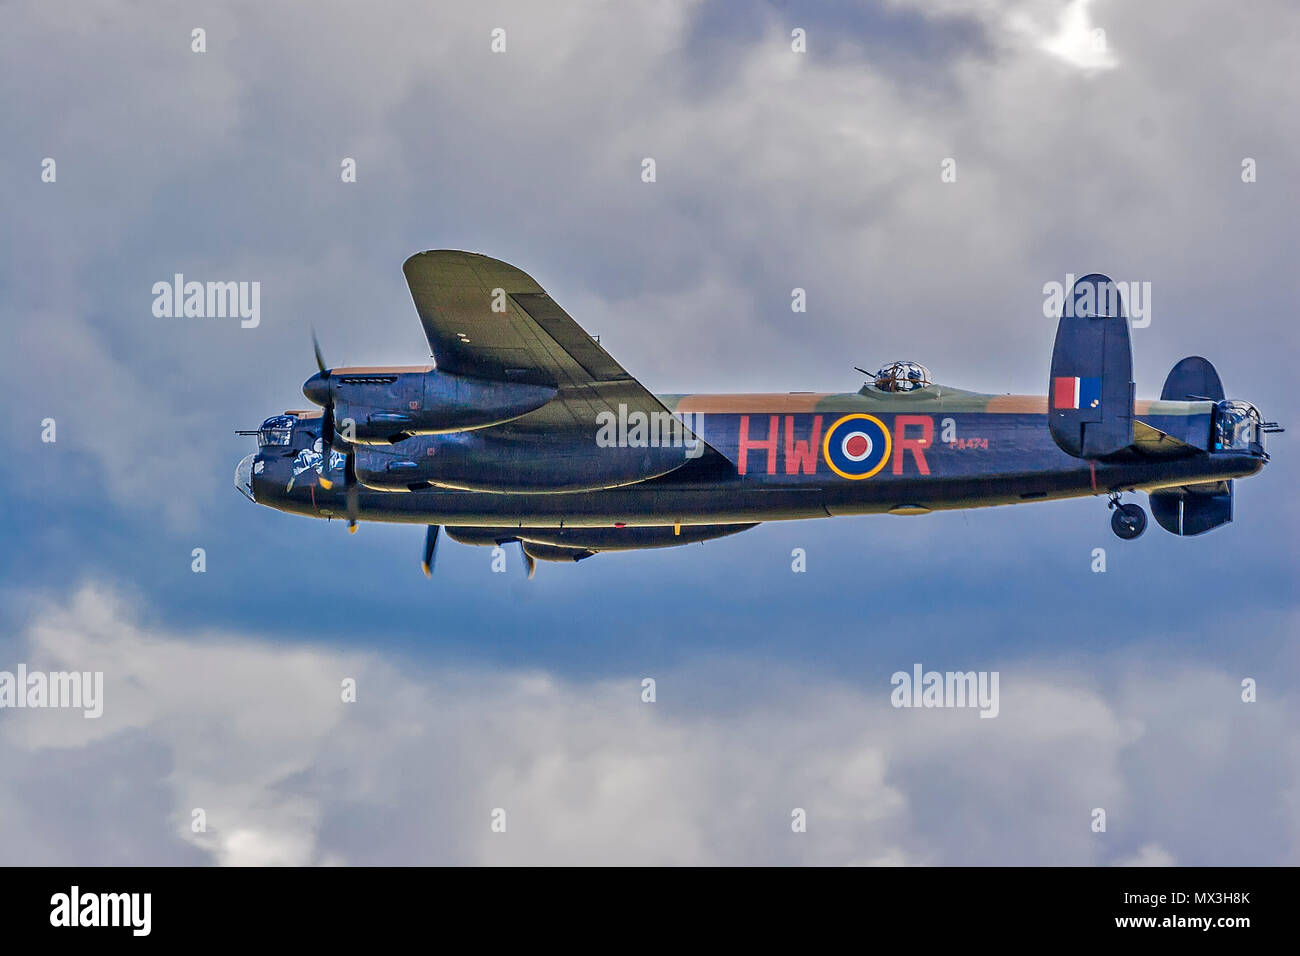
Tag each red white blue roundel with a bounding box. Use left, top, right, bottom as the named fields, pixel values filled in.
left=823, top=414, right=892, bottom=480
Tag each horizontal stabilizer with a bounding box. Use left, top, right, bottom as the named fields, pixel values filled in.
left=1150, top=481, right=1233, bottom=536
left=1132, top=420, right=1201, bottom=457
left=1048, top=274, right=1135, bottom=459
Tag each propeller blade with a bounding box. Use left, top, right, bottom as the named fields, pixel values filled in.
left=307, top=331, right=340, bottom=488
left=345, top=451, right=358, bottom=533
left=321, top=404, right=335, bottom=448
left=312, top=328, right=328, bottom=376
left=520, top=541, right=536, bottom=580
left=317, top=406, right=336, bottom=488
left=422, top=525, right=440, bottom=577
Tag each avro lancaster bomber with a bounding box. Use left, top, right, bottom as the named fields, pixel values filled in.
left=236, top=251, right=1280, bottom=576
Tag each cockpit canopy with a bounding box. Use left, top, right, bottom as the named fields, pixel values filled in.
left=258, top=415, right=295, bottom=447
left=1215, top=400, right=1263, bottom=453
left=872, top=361, right=932, bottom=393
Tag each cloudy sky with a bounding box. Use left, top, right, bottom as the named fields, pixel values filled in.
left=2, top=0, right=1297, bottom=865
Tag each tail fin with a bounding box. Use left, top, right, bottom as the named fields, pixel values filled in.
left=1160, top=355, right=1225, bottom=402
left=1048, top=274, right=1135, bottom=459
left=1151, top=357, right=1236, bottom=534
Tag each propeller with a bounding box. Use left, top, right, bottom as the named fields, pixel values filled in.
left=312, top=330, right=328, bottom=377
left=422, top=525, right=441, bottom=577
left=520, top=541, right=536, bottom=580
left=306, top=332, right=361, bottom=533
left=309, top=330, right=337, bottom=489
left=345, top=451, right=359, bottom=533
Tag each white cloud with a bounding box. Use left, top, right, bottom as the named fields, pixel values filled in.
left=1, top=584, right=1295, bottom=865
left=1113, top=842, right=1175, bottom=866
left=1038, top=0, right=1118, bottom=71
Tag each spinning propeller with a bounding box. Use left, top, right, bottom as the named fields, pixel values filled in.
left=305, top=332, right=358, bottom=532
left=422, top=525, right=440, bottom=577
left=310, top=331, right=336, bottom=487
left=418, top=528, right=535, bottom=580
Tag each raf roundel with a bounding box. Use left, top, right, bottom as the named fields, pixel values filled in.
left=823, top=414, right=892, bottom=480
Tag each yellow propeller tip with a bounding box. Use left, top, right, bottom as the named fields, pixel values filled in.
left=421, top=563, right=431, bottom=577
left=318, top=478, right=333, bottom=490
left=348, top=524, right=358, bottom=534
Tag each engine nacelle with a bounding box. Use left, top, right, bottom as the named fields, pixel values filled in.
left=352, top=429, right=698, bottom=493
left=303, top=367, right=556, bottom=444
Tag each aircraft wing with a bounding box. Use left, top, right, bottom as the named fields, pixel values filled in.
left=403, top=250, right=704, bottom=438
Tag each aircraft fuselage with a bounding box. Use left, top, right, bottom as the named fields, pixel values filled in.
left=240, top=389, right=1265, bottom=529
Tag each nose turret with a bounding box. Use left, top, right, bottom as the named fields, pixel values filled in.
left=234, top=454, right=256, bottom=502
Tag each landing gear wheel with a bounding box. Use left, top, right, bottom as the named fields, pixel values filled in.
left=1110, top=502, right=1147, bottom=540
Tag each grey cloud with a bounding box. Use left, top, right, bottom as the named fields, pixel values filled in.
left=1, top=0, right=1296, bottom=868
left=5, top=0, right=1298, bottom=524
left=1, top=583, right=1294, bottom=865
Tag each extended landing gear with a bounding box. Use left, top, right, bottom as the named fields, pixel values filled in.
left=1108, top=494, right=1147, bottom=540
